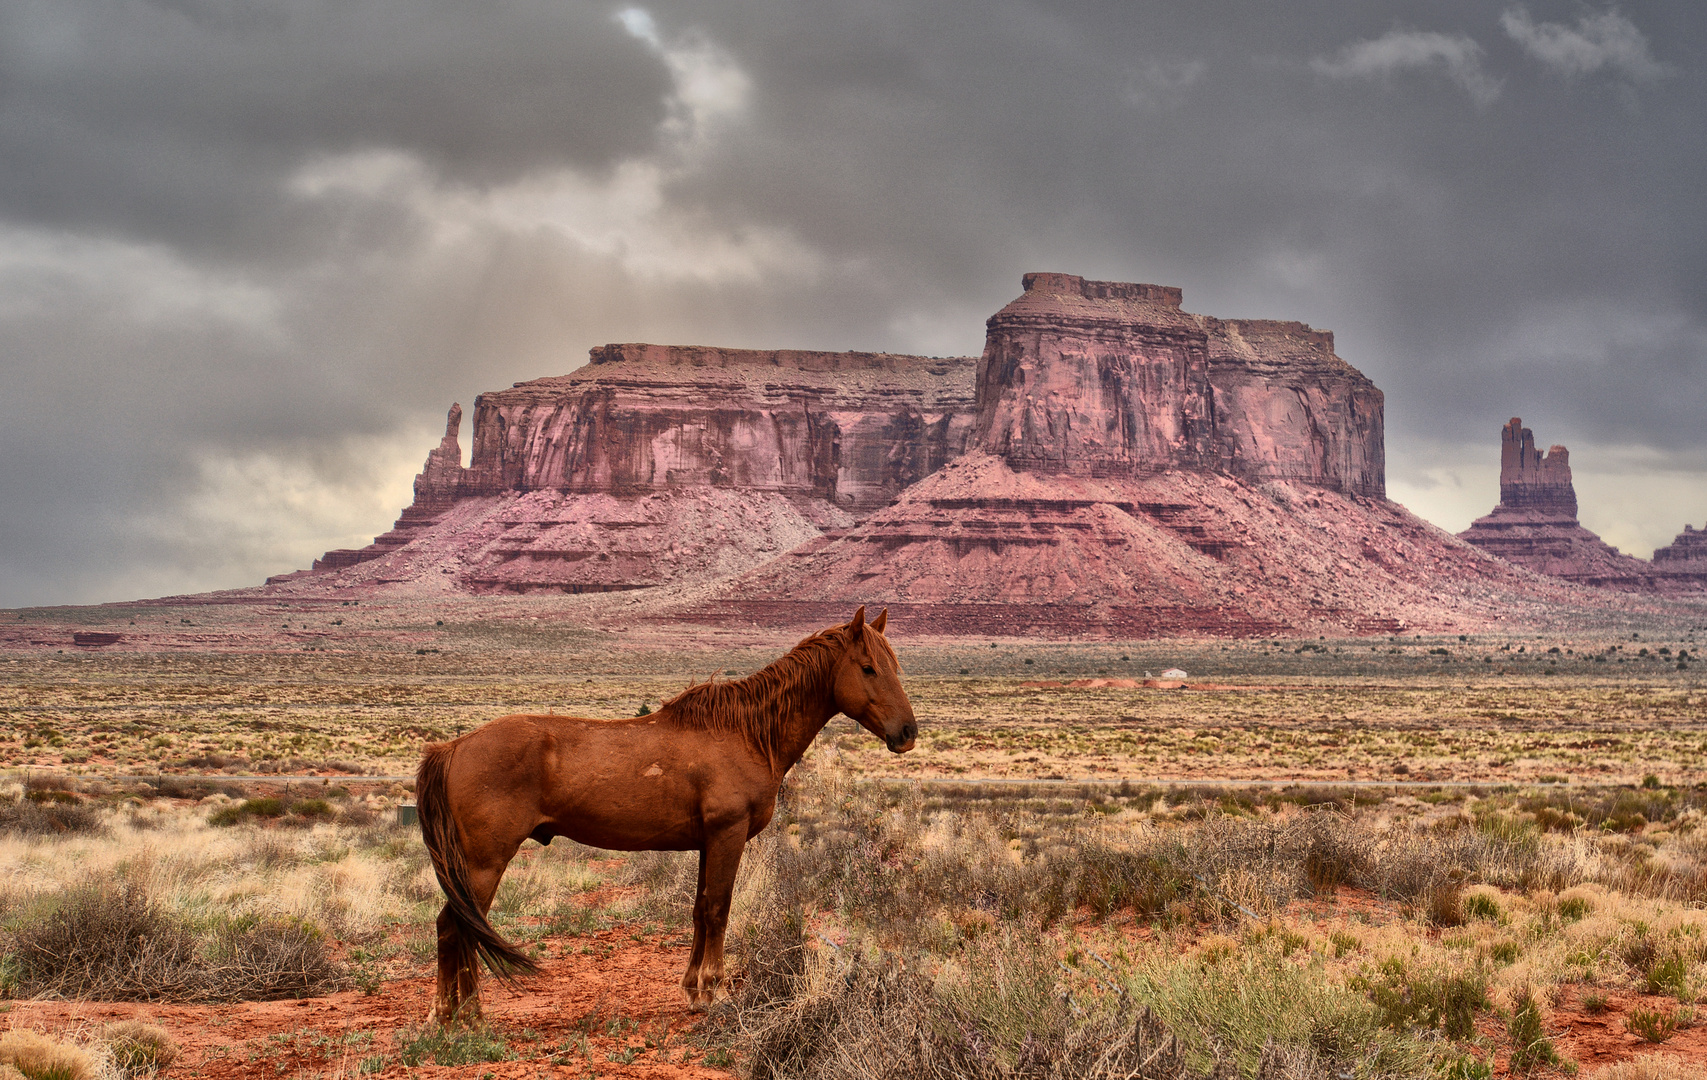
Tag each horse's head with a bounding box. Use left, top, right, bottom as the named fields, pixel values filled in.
left=833, top=606, right=916, bottom=753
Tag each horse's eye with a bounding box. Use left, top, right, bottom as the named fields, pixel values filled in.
left=862, top=665, right=875, bottom=676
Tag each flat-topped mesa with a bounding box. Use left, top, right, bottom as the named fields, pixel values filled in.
left=1459, top=417, right=1654, bottom=592
left=1652, top=522, right=1707, bottom=594
left=1499, top=418, right=1577, bottom=517
left=974, top=272, right=1384, bottom=496
left=460, top=344, right=977, bottom=515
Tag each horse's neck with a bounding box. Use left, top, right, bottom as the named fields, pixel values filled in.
left=754, top=641, right=843, bottom=776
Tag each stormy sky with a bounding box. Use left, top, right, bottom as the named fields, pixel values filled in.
left=3, top=0, right=1703, bottom=608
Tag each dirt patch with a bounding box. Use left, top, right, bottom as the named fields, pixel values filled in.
left=1549, top=987, right=1707, bottom=1072
left=3, top=931, right=733, bottom=1079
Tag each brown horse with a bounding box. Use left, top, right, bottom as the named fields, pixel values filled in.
left=415, top=606, right=915, bottom=1024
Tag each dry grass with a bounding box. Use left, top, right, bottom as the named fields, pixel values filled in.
left=5, top=881, right=343, bottom=1002
left=710, top=759, right=1707, bottom=1078
left=98, top=1021, right=177, bottom=1078
left=0, top=1029, right=103, bottom=1080
left=1586, top=1056, right=1698, bottom=1080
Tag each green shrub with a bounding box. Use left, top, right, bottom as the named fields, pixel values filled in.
left=1557, top=895, right=1593, bottom=921
left=1436, top=1053, right=1494, bottom=1080
left=1462, top=892, right=1502, bottom=921
left=1646, top=954, right=1690, bottom=999
left=1357, top=958, right=1490, bottom=1040
left=291, top=798, right=334, bottom=820
left=208, top=797, right=287, bottom=826
left=1628, top=1005, right=1678, bottom=1043
left=1507, top=990, right=1559, bottom=1071
left=1133, top=945, right=1424, bottom=1076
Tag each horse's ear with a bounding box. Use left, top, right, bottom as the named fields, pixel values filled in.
left=848, top=605, right=866, bottom=638
left=870, top=608, right=888, bottom=634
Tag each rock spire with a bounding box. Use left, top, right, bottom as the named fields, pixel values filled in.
left=1458, top=418, right=1653, bottom=591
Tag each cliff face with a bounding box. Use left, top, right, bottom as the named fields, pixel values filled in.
left=973, top=273, right=1384, bottom=496
left=1458, top=418, right=1654, bottom=592
left=1202, top=317, right=1385, bottom=498
left=461, top=345, right=976, bottom=515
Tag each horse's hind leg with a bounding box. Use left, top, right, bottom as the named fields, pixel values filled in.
left=434, top=904, right=481, bottom=1025
left=431, top=853, right=513, bottom=1026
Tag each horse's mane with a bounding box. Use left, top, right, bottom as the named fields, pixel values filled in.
left=659, top=621, right=897, bottom=768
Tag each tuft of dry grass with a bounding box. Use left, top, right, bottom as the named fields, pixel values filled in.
left=100, top=1021, right=178, bottom=1078
left=1586, top=1056, right=1697, bottom=1080
left=0, top=1028, right=102, bottom=1080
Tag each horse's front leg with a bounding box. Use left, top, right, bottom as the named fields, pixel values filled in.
left=681, top=844, right=711, bottom=1006
left=685, top=823, right=748, bottom=1010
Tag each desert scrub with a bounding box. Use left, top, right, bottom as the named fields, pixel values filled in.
left=1126, top=939, right=1426, bottom=1077
left=0, top=780, right=102, bottom=837
left=1354, top=957, right=1491, bottom=1040
left=2, top=882, right=344, bottom=1001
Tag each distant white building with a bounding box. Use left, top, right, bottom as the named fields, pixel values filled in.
left=1161, top=668, right=1188, bottom=679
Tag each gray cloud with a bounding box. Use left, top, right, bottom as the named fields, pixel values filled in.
left=3, top=0, right=1706, bottom=606
left=1312, top=28, right=1502, bottom=105
left=1502, top=6, right=1672, bottom=81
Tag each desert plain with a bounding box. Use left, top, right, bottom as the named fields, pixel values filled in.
left=2, top=596, right=1706, bottom=1080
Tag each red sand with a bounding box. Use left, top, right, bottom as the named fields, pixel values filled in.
left=4, top=930, right=732, bottom=1079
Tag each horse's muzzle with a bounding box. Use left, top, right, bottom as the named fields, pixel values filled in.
left=886, top=722, right=917, bottom=754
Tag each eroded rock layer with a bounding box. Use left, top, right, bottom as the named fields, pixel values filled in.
left=282, top=346, right=970, bottom=591
left=708, top=452, right=1543, bottom=636
left=461, top=345, right=976, bottom=515
left=975, top=273, right=1384, bottom=496
left=1653, top=523, right=1707, bottom=594
left=1458, top=418, right=1655, bottom=592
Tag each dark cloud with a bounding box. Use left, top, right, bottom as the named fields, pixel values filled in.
left=0, top=0, right=672, bottom=251
left=3, top=0, right=1705, bottom=606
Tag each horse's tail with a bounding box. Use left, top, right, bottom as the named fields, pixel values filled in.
left=416, top=740, right=540, bottom=982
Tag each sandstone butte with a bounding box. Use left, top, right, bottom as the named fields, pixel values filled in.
left=258, top=272, right=1682, bottom=636
left=1652, top=521, right=1707, bottom=593
left=1456, top=418, right=1705, bottom=596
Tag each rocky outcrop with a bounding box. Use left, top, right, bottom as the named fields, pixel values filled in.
left=1458, top=418, right=1655, bottom=591
left=1652, top=523, right=1707, bottom=594
left=707, top=278, right=1517, bottom=636
left=974, top=273, right=1384, bottom=496
left=271, top=273, right=1601, bottom=635
left=414, top=402, right=467, bottom=509
left=285, top=347, right=973, bottom=592
left=287, top=404, right=470, bottom=577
